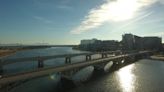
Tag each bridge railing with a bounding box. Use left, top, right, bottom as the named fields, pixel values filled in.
left=0, top=50, right=154, bottom=75
left=0, top=51, right=120, bottom=65
left=0, top=51, right=154, bottom=85
left=0, top=51, right=121, bottom=74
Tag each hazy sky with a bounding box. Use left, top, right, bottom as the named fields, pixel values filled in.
left=0, top=0, right=164, bottom=45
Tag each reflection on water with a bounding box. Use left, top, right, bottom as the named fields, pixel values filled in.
left=4, top=47, right=164, bottom=92
left=117, top=64, right=135, bottom=92
left=49, top=73, right=60, bottom=81
left=70, top=59, right=164, bottom=92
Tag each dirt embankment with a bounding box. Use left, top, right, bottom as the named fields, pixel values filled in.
left=0, top=50, right=17, bottom=57
left=0, top=46, right=50, bottom=57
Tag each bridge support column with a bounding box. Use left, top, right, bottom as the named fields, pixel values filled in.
left=104, top=53, right=108, bottom=58
left=86, top=55, right=91, bottom=61
left=134, top=54, right=142, bottom=61
left=112, top=61, right=119, bottom=69
left=101, top=53, right=104, bottom=58
left=144, top=53, right=150, bottom=58
left=124, top=57, right=131, bottom=64
left=101, top=53, right=107, bottom=58
left=65, top=57, right=71, bottom=64
left=38, top=57, right=44, bottom=68
left=0, top=59, right=3, bottom=75
left=114, top=52, right=120, bottom=56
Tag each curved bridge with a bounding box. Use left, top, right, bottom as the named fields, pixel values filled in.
left=0, top=51, right=154, bottom=90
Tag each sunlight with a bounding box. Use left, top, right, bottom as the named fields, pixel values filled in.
left=117, top=64, right=135, bottom=92
left=49, top=74, right=60, bottom=81
left=105, top=0, right=140, bottom=21
left=71, top=0, right=156, bottom=34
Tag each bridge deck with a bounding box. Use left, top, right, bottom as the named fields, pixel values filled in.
left=0, top=51, right=152, bottom=85
left=0, top=51, right=119, bottom=65
left=0, top=55, right=124, bottom=84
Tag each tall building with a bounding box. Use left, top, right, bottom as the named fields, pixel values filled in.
left=79, top=39, right=119, bottom=51
left=80, top=38, right=99, bottom=45
left=122, top=34, right=162, bottom=51
left=122, top=34, right=135, bottom=50
left=142, top=37, right=162, bottom=50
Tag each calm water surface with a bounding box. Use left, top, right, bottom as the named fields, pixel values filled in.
left=2, top=47, right=164, bottom=92
left=70, top=59, right=164, bottom=92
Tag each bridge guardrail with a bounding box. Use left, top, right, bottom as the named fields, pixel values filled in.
left=0, top=51, right=154, bottom=85
left=0, top=51, right=121, bottom=65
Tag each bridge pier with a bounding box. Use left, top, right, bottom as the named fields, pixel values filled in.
left=112, top=61, right=119, bottom=69
left=114, top=52, right=121, bottom=56
left=143, top=53, right=150, bottom=58
left=65, top=57, right=71, bottom=64
left=0, top=59, right=3, bottom=75
left=134, top=54, right=142, bottom=61
left=62, top=67, right=80, bottom=78
left=86, top=55, right=91, bottom=61
left=101, top=53, right=108, bottom=58
left=38, top=57, right=44, bottom=68
left=94, top=62, right=106, bottom=70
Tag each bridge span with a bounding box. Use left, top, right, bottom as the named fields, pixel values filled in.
left=0, top=51, right=154, bottom=86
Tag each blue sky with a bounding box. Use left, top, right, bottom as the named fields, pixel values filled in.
left=0, top=0, right=164, bottom=45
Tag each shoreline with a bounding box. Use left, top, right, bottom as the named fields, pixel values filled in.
left=0, top=46, right=51, bottom=58
left=150, top=55, right=164, bottom=61
left=0, top=50, right=17, bottom=57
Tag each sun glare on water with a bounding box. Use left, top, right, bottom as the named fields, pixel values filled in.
left=117, top=64, right=136, bottom=92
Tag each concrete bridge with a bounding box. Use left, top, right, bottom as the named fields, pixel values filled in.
left=0, top=51, right=154, bottom=91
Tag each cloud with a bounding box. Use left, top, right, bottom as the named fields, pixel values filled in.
left=33, top=0, right=72, bottom=11
left=57, top=5, right=72, bottom=10
left=111, top=11, right=153, bottom=33
left=143, top=31, right=164, bottom=37
left=33, top=16, right=53, bottom=24
left=158, top=0, right=164, bottom=4
left=57, top=0, right=73, bottom=10
left=70, top=0, right=158, bottom=34
left=60, top=0, right=72, bottom=4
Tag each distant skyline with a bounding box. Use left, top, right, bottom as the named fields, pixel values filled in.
left=0, top=0, right=164, bottom=45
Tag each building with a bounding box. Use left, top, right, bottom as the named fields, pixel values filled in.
left=122, top=34, right=136, bottom=50
left=122, top=33, right=162, bottom=51
left=80, top=38, right=99, bottom=45
left=142, top=37, right=162, bottom=50
left=79, top=39, right=120, bottom=51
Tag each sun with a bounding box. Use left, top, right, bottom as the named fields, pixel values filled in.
left=105, top=0, right=140, bottom=21
left=71, top=0, right=154, bottom=34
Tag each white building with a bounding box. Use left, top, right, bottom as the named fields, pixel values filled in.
left=80, top=38, right=98, bottom=45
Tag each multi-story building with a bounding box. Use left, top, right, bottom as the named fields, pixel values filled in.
left=142, top=37, right=162, bottom=50
left=122, top=33, right=162, bottom=51
left=80, top=38, right=99, bottom=45
left=79, top=39, right=119, bottom=51
left=122, top=34, right=135, bottom=50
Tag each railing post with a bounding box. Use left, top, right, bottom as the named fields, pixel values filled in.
left=65, top=57, right=71, bottom=64
left=102, top=53, right=104, bottom=58
left=38, top=57, right=44, bottom=68
left=104, top=53, right=107, bottom=58
left=0, top=59, right=3, bottom=75
left=86, top=55, right=91, bottom=61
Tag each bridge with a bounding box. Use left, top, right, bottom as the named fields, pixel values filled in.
left=0, top=50, right=154, bottom=91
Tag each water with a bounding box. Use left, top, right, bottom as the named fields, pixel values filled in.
left=3, top=47, right=89, bottom=74
left=69, top=59, right=164, bottom=92
left=2, top=47, right=164, bottom=92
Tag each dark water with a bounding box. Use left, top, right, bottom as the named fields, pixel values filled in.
left=70, top=59, right=164, bottom=92
left=2, top=47, right=164, bottom=92
left=3, top=47, right=89, bottom=74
